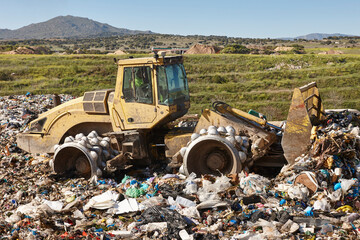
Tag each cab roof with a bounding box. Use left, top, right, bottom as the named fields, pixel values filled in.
left=117, top=55, right=183, bottom=66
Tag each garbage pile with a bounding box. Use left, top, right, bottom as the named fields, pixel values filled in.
left=1, top=95, right=360, bottom=239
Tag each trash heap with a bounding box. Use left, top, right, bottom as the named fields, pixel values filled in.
left=1, top=95, right=360, bottom=239
left=272, top=110, right=360, bottom=237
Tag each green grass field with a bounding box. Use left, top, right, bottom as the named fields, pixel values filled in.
left=1, top=53, right=359, bottom=120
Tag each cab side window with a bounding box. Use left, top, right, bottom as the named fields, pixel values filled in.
left=123, top=67, right=135, bottom=102
left=122, top=66, right=153, bottom=104
left=157, top=66, right=169, bottom=105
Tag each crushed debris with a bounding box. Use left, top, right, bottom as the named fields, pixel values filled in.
left=1, top=94, right=360, bottom=239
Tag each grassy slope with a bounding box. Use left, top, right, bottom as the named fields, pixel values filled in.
left=0, top=54, right=359, bottom=120
left=184, top=54, right=360, bottom=119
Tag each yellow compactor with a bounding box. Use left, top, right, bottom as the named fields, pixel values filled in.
left=16, top=54, right=329, bottom=178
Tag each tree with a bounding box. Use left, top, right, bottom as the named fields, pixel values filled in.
left=290, top=44, right=305, bottom=54
left=221, top=44, right=250, bottom=54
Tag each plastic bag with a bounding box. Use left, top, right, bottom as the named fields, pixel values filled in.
left=280, top=219, right=299, bottom=234
left=253, top=219, right=281, bottom=239
left=73, top=209, right=85, bottom=219
left=197, top=175, right=231, bottom=202
left=197, top=182, right=221, bottom=202
left=139, top=196, right=165, bottom=210
left=183, top=172, right=198, bottom=195
left=84, top=190, right=119, bottom=210
left=178, top=206, right=200, bottom=219
left=5, top=212, right=21, bottom=223
left=203, top=175, right=231, bottom=193
left=141, top=206, right=188, bottom=229
left=329, top=189, right=342, bottom=202
left=125, top=187, right=146, bottom=198
left=176, top=196, right=196, bottom=208
left=287, top=184, right=309, bottom=201
left=313, top=198, right=330, bottom=212
left=339, top=179, right=356, bottom=194
left=140, top=222, right=167, bottom=231
left=320, top=224, right=333, bottom=234
left=114, top=198, right=139, bottom=214
left=16, top=202, right=39, bottom=218
left=42, top=200, right=63, bottom=212
left=239, top=173, right=270, bottom=195
left=196, top=200, right=228, bottom=210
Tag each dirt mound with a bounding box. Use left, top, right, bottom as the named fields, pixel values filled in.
left=274, top=46, right=294, bottom=52
left=108, top=49, right=127, bottom=55
left=1, top=46, right=52, bottom=55
left=32, top=46, right=52, bottom=54
left=1, top=50, right=17, bottom=55
left=318, top=49, right=344, bottom=55
left=185, top=44, right=222, bottom=54
left=15, top=47, right=36, bottom=54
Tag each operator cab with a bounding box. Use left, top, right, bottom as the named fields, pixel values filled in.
left=111, top=54, right=190, bottom=130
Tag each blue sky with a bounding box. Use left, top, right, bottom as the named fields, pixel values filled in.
left=0, top=0, right=359, bottom=38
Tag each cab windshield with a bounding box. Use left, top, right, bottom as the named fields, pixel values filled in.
left=157, top=64, right=190, bottom=105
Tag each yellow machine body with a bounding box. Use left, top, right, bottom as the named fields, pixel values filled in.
left=16, top=51, right=333, bottom=179
left=17, top=55, right=190, bottom=153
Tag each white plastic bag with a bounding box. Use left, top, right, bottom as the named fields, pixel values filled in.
left=84, top=190, right=119, bottom=210
left=313, top=198, right=330, bottom=212
left=16, top=202, right=39, bottom=218
left=178, top=206, right=200, bottom=219
left=113, top=198, right=139, bottom=214
left=139, top=196, right=165, bottom=210
left=329, top=189, right=342, bottom=202
left=183, top=172, right=198, bottom=194
left=42, top=200, right=63, bottom=212
left=197, top=175, right=231, bottom=202
left=239, top=173, right=270, bottom=195
left=287, top=184, right=309, bottom=201
left=140, top=222, right=167, bottom=231
left=340, top=179, right=356, bottom=194
left=253, top=219, right=281, bottom=239
left=176, top=196, right=196, bottom=208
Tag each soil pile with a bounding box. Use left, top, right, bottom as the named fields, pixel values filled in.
left=185, top=44, right=222, bottom=54
left=1, top=46, right=52, bottom=55
left=318, top=49, right=344, bottom=55
left=108, top=49, right=127, bottom=55
left=274, top=47, right=294, bottom=52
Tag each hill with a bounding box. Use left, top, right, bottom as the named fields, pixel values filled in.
left=295, top=33, right=353, bottom=40
left=0, top=15, right=153, bottom=39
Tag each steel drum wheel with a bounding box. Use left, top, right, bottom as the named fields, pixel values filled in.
left=184, top=135, right=242, bottom=176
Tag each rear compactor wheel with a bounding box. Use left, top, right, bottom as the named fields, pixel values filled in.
left=183, top=135, right=242, bottom=176
left=53, top=142, right=99, bottom=179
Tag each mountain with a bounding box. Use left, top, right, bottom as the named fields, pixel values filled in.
left=0, top=15, right=153, bottom=39
left=294, top=33, right=353, bottom=40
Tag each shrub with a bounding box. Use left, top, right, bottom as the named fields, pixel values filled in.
left=221, top=44, right=250, bottom=54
